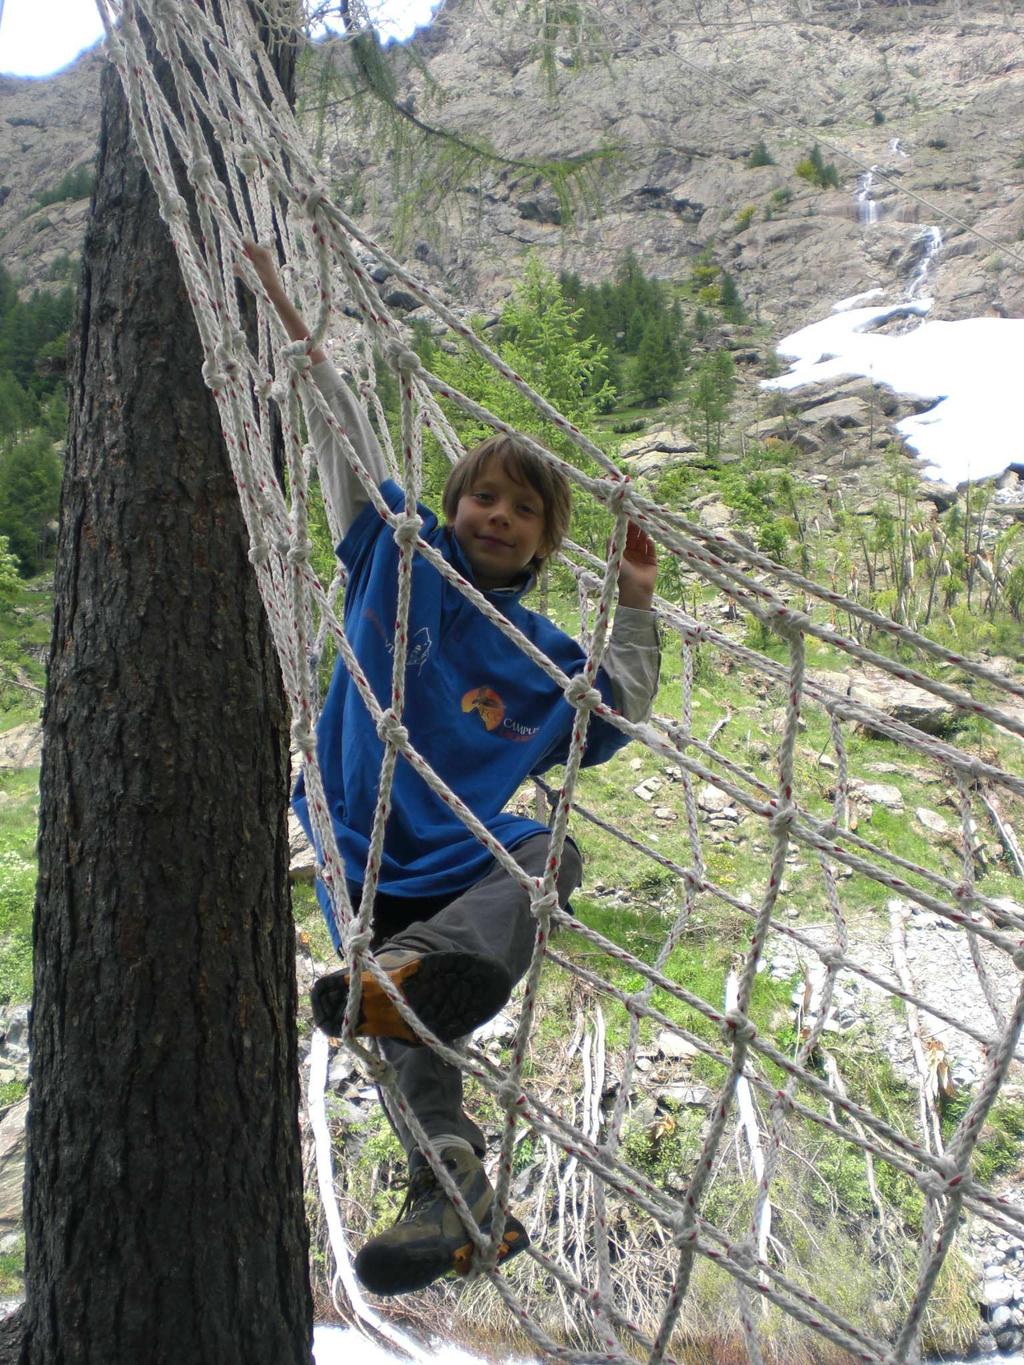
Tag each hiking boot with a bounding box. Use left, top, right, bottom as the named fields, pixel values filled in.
left=311, top=946, right=511, bottom=1044
left=354, top=1144, right=529, bottom=1296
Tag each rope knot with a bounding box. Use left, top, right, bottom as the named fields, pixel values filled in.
left=346, top=928, right=374, bottom=959
left=287, top=539, right=313, bottom=566
left=818, top=947, right=844, bottom=972
left=160, top=190, right=189, bottom=225
left=496, top=1078, right=525, bottom=1112
left=201, top=358, right=229, bottom=391
left=531, top=889, right=559, bottom=925
left=729, top=1240, right=757, bottom=1271
left=213, top=341, right=240, bottom=379
left=682, top=623, right=706, bottom=646
left=721, top=1010, right=757, bottom=1046
left=768, top=803, right=796, bottom=837
left=376, top=708, right=409, bottom=748
left=282, top=340, right=312, bottom=374
left=669, top=1216, right=699, bottom=1249
left=773, top=605, right=811, bottom=636
left=953, top=881, right=975, bottom=906
left=363, top=1055, right=397, bottom=1089
left=385, top=339, right=423, bottom=375
left=190, top=155, right=215, bottom=186
left=919, top=1156, right=968, bottom=1201
left=393, top=513, right=423, bottom=548
left=248, top=541, right=271, bottom=566
left=237, top=148, right=260, bottom=177
left=564, top=674, right=602, bottom=711
left=290, top=719, right=316, bottom=755
left=606, top=475, right=632, bottom=509
left=305, top=185, right=328, bottom=217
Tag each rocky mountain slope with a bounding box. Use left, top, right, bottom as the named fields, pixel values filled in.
left=323, top=0, right=1024, bottom=330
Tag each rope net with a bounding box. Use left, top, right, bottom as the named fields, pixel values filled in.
left=96, top=2, right=1024, bottom=1361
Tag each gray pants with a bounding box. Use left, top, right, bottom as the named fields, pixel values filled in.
left=375, top=833, right=583, bottom=1157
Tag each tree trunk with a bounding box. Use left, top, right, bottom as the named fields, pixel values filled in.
left=22, top=22, right=312, bottom=1365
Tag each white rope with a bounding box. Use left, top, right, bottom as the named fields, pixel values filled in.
left=95, top=4, right=1024, bottom=1362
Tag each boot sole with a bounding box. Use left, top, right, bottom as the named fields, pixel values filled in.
left=355, top=1215, right=529, bottom=1296
left=312, top=950, right=511, bottom=1044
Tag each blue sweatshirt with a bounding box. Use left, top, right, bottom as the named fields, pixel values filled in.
left=293, top=479, right=631, bottom=915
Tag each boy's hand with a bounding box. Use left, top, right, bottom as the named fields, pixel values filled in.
left=237, top=240, right=326, bottom=364
left=616, top=521, right=657, bottom=610
left=239, top=240, right=285, bottom=302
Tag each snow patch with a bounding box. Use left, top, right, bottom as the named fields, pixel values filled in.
left=764, top=304, right=1024, bottom=485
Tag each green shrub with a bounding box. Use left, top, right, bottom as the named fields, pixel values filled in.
left=35, top=164, right=96, bottom=209
left=746, top=140, right=774, bottom=168
left=795, top=145, right=841, bottom=190
left=734, top=204, right=756, bottom=233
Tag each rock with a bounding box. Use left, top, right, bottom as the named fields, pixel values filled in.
left=0, top=722, right=42, bottom=771
left=0, top=1100, right=27, bottom=1236
left=848, top=668, right=960, bottom=737
left=381, top=287, right=421, bottom=312
left=915, top=806, right=949, bottom=836
left=797, top=397, right=870, bottom=430
left=850, top=780, right=904, bottom=810
left=0, top=1008, right=29, bottom=1064
left=989, top=1304, right=1013, bottom=1330
left=982, top=1277, right=1016, bottom=1308
left=619, top=427, right=698, bottom=460
left=653, top=806, right=678, bottom=822
left=659, top=1083, right=712, bottom=1108
left=917, top=479, right=958, bottom=511
left=657, top=1031, right=699, bottom=1060
left=697, top=499, right=732, bottom=530
left=698, top=784, right=733, bottom=814
left=288, top=811, right=316, bottom=882
left=633, top=776, right=662, bottom=802
left=807, top=669, right=851, bottom=698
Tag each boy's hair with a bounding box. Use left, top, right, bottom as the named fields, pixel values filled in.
left=442, top=433, right=572, bottom=569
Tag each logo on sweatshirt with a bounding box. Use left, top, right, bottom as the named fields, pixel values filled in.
left=461, top=686, right=540, bottom=742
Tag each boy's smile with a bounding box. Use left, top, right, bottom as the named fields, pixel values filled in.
left=451, top=458, right=548, bottom=590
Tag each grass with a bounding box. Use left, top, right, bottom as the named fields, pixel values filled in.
left=0, top=766, right=39, bottom=1006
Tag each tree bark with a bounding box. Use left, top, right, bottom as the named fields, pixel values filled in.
left=23, top=22, right=312, bottom=1365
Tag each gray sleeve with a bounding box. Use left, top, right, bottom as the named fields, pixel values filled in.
left=305, top=358, right=388, bottom=535
left=602, top=606, right=661, bottom=723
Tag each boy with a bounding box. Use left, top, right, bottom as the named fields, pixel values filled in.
left=242, top=243, right=660, bottom=1296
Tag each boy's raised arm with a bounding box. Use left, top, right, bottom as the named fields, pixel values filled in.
left=239, top=242, right=387, bottom=536
left=602, top=523, right=661, bottom=723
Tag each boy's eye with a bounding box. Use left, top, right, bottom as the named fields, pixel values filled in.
left=518, top=505, right=539, bottom=517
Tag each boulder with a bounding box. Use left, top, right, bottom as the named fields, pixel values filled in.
left=917, top=480, right=958, bottom=512
left=698, top=784, right=733, bottom=814
left=619, top=427, right=698, bottom=460
left=0, top=722, right=41, bottom=771
left=797, top=397, right=870, bottom=429
left=850, top=780, right=903, bottom=811
left=847, top=668, right=960, bottom=737
left=288, top=811, right=316, bottom=882
left=0, top=1100, right=27, bottom=1236
left=915, top=807, right=950, bottom=837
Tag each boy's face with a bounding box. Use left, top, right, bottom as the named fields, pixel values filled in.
left=451, top=457, right=548, bottom=590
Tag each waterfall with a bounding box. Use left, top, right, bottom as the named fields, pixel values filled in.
left=856, top=168, right=879, bottom=225
left=906, top=225, right=943, bottom=299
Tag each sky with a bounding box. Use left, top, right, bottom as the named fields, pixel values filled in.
left=0, top=0, right=439, bottom=77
